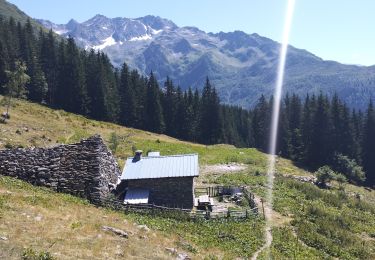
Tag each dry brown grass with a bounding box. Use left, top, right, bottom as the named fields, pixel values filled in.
left=0, top=176, right=197, bottom=259
left=0, top=96, right=201, bottom=150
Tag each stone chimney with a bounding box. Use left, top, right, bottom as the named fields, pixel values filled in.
left=133, top=150, right=143, bottom=162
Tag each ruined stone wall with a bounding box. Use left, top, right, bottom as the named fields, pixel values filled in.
left=127, top=177, right=195, bottom=209
left=0, top=135, right=120, bottom=204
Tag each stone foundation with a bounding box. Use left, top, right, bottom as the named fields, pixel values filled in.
left=0, top=135, right=120, bottom=204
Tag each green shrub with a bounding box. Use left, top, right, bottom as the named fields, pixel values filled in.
left=332, top=154, right=366, bottom=183
left=22, top=248, right=54, bottom=260
left=315, top=166, right=335, bottom=186
left=108, top=132, right=119, bottom=153
left=4, top=142, right=13, bottom=149
left=70, top=221, right=82, bottom=229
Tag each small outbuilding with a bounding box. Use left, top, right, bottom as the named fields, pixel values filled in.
left=120, top=151, right=199, bottom=209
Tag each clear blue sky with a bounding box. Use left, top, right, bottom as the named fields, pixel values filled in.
left=8, top=0, right=375, bottom=66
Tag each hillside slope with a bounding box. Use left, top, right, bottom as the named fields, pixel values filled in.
left=37, top=14, right=375, bottom=109
left=0, top=176, right=182, bottom=259
left=1, top=97, right=375, bottom=259
left=0, top=0, right=46, bottom=31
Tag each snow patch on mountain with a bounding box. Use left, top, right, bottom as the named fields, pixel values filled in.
left=129, top=34, right=152, bottom=41
left=55, top=29, right=68, bottom=35
left=93, top=35, right=116, bottom=50
left=151, top=28, right=163, bottom=34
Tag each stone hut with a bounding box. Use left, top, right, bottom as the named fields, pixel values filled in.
left=0, top=135, right=120, bottom=204
left=120, top=151, right=199, bottom=209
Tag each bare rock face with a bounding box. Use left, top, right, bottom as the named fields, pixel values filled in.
left=0, top=135, right=120, bottom=204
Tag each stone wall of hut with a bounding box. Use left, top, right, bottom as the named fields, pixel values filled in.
left=126, top=177, right=195, bottom=209
left=0, top=135, right=120, bottom=204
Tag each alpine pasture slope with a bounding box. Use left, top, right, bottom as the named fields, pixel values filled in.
left=1, top=97, right=374, bottom=259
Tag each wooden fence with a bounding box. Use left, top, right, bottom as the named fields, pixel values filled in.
left=189, top=207, right=258, bottom=220
left=195, top=186, right=258, bottom=212
left=102, top=186, right=259, bottom=220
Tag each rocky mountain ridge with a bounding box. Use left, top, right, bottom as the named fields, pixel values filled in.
left=37, top=14, right=375, bottom=109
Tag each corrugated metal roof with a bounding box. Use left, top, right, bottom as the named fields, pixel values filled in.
left=121, top=154, right=199, bottom=180
left=124, top=188, right=149, bottom=204
left=147, top=151, right=160, bottom=157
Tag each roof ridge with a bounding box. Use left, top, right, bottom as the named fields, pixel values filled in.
left=126, top=153, right=198, bottom=160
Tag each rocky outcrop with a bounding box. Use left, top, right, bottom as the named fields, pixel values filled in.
left=0, top=135, right=120, bottom=204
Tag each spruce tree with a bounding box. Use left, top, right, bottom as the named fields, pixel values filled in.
left=119, top=62, right=137, bottom=126
left=85, top=50, right=107, bottom=120
left=21, top=20, right=47, bottom=102
left=287, top=94, right=303, bottom=160
left=362, top=101, right=375, bottom=185
left=162, top=77, right=177, bottom=136
left=309, top=93, right=333, bottom=168
left=199, top=78, right=222, bottom=144
left=3, top=60, right=30, bottom=116
left=0, top=42, right=7, bottom=94
left=252, top=95, right=270, bottom=151
left=56, top=37, right=88, bottom=114
left=145, top=72, right=165, bottom=133
left=300, top=94, right=315, bottom=164
left=174, top=86, right=188, bottom=139
left=40, top=29, right=58, bottom=106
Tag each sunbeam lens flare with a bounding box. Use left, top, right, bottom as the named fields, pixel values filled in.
left=266, top=0, right=295, bottom=254
left=252, top=0, right=296, bottom=259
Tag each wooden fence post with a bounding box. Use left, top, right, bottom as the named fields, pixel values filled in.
left=261, top=198, right=265, bottom=220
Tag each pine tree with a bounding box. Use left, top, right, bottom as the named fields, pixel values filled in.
left=330, top=94, right=352, bottom=156
left=252, top=95, right=270, bottom=151
left=300, top=94, right=315, bottom=164
left=185, top=87, right=198, bottom=140
left=362, top=101, right=375, bottom=185
left=162, top=77, right=177, bottom=136
left=21, top=20, right=47, bottom=102
left=277, top=102, right=289, bottom=156
left=309, top=93, right=333, bottom=168
left=119, top=62, right=137, bottom=126
left=85, top=50, right=107, bottom=120
left=199, top=78, right=222, bottom=144
left=3, top=60, right=30, bottom=116
left=56, top=37, right=88, bottom=114
left=287, top=94, right=303, bottom=160
left=0, top=41, right=7, bottom=94
left=191, top=88, right=201, bottom=142
left=98, top=53, right=119, bottom=122
left=144, top=72, right=165, bottom=133
left=174, top=87, right=188, bottom=139
left=39, top=29, right=58, bottom=106
left=351, top=109, right=363, bottom=163
left=129, top=69, right=146, bottom=129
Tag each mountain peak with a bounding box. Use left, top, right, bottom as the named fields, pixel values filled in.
left=93, top=14, right=107, bottom=19
left=67, top=18, right=78, bottom=25
left=136, top=15, right=177, bottom=30
left=85, top=14, right=110, bottom=25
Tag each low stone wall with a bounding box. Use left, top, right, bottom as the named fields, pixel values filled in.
left=0, top=135, right=120, bottom=204
left=126, top=177, right=195, bottom=209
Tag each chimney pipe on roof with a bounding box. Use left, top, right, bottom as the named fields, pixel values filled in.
left=133, top=150, right=143, bottom=162
left=148, top=151, right=160, bottom=157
